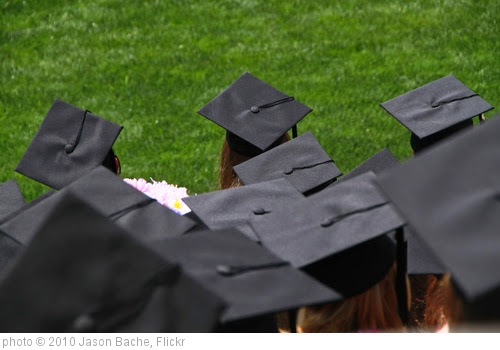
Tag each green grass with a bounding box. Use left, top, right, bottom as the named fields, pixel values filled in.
left=1, top=0, right=498, bottom=200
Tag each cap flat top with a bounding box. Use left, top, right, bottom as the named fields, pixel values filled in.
left=380, top=75, right=493, bottom=139
left=0, top=180, right=25, bottom=220
left=0, top=167, right=195, bottom=245
left=183, top=178, right=305, bottom=241
left=376, top=116, right=500, bottom=303
left=252, top=172, right=405, bottom=268
left=198, top=72, right=312, bottom=150
left=234, top=132, right=342, bottom=193
left=336, top=148, right=400, bottom=184
left=16, top=99, right=123, bottom=189
left=0, top=194, right=224, bottom=332
left=151, top=228, right=338, bottom=322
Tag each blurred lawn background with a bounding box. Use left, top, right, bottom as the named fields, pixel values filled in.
left=1, top=0, right=498, bottom=200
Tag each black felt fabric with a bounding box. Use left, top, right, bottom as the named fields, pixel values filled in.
left=0, top=167, right=196, bottom=246
left=376, top=116, right=500, bottom=315
left=0, top=190, right=55, bottom=278
left=16, top=99, right=123, bottom=189
left=234, top=132, right=342, bottom=194
left=198, top=72, right=312, bottom=151
left=380, top=74, right=493, bottom=139
left=336, top=148, right=400, bottom=184
left=0, top=180, right=25, bottom=220
left=301, top=235, right=396, bottom=298
left=183, top=178, right=305, bottom=241
left=150, top=228, right=338, bottom=323
left=0, top=194, right=225, bottom=332
left=251, top=172, right=405, bottom=297
left=0, top=230, right=23, bottom=280
left=406, top=227, right=445, bottom=275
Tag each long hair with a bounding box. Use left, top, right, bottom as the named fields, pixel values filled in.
left=426, top=273, right=462, bottom=327
left=409, top=274, right=452, bottom=332
left=219, top=133, right=290, bottom=189
left=294, top=263, right=405, bottom=332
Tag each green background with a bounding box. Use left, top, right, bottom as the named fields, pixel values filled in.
left=1, top=0, right=498, bottom=200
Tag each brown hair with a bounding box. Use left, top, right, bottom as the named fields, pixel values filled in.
left=292, top=263, right=405, bottom=332
left=407, top=274, right=459, bottom=332
left=219, top=133, right=290, bottom=189
left=425, top=273, right=462, bottom=328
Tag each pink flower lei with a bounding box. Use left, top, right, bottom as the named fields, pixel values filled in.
left=123, top=178, right=191, bottom=215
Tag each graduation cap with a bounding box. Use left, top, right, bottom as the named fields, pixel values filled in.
left=251, top=172, right=406, bottom=298
left=149, top=228, right=338, bottom=325
left=0, top=188, right=57, bottom=277
left=0, top=166, right=196, bottom=246
left=198, top=72, right=312, bottom=155
left=376, top=115, right=500, bottom=319
left=380, top=74, right=493, bottom=151
left=0, top=189, right=58, bottom=278
left=321, top=149, right=444, bottom=275
left=16, top=99, right=123, bottom=189
left=406, top=227, right=445, bottom=275
left=0, top=229, right=23, bottom=280
left=183, top=178, right=306, bottom=241
left=0, top=180, right=25, bottom=220
left=336, top=148, right=400, bottom=184
left=233, top=132, right=342, bottom=195
left=0, top=193, right=225, bottom=332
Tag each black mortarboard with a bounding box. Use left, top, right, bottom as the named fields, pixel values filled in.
left=198, top=72, right=312, bottom=153
left=183, top=178, right=305, bottom=241
left=0, top=180, right=25, bottom=220
left=150, top=228, right=338, bottom=324
left=0, top=166, right=196, bottom=246
left=376, top=116, right=500, bottom=319
left=251, top=172, right=406, bottom=298
left=0, top=193, right=225, bottom=332
left=321, top=149, right=443, bottom=275
left=0, top=190, right=56, bottom=278
left=406, top=227, right=445, bottom=275
left=337, top=148, right=400, bottom=183
left=16, top=99, right=123, bottom=189
left=233, top=132, right=342, bottom=195
left=380, top=74, right=493, bottom=140
left=0, top=229, right=22, bottom=280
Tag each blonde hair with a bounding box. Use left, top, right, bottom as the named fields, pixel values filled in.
left=218, top=134, right=290, bottom=189
left=293, top=263, right=405, bottom=332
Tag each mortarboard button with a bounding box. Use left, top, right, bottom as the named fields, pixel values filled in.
left=215, top=264, right=233, bottom=276
left=320, top=218, right=334, bottom=227
left=252, top=208, right=269, bottom=215
left=216, top=261, right=290, bottom=276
